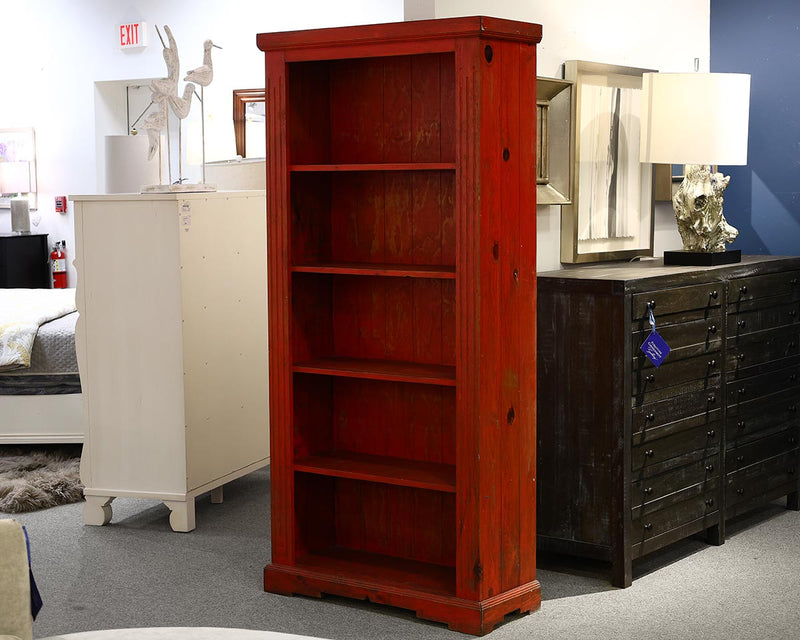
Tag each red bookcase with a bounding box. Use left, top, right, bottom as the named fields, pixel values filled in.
left=257, top=17, right=542, bottom=634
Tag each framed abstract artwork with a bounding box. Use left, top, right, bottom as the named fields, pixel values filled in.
left=560, top=61, right=656, bottom=263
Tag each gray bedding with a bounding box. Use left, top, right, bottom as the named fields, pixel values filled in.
left=0, top=311, right=80, bottom=395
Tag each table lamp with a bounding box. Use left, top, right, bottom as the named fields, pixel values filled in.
left=0, top=161, right=33, bottom=234
left=640, top=72, right=751, bottom=265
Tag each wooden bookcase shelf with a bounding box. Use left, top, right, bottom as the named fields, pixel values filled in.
left=258, top=17, right=542, bottom=634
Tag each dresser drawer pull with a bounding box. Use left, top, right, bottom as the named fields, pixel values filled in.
left=643, top=523, right=653, bottom=531
left=707, top=359, right=717, bottom=368
left=737, top=488, right=745, bottom=495
left=791, top=278, right=799, bottom=286
left=648, top=300, right=656, bottom=310
left=646, top=374, right=655, bottom=384
left=705, top=498, right=714, bottom=507
left=737, top=320, right=747, bottom=328
left=739, top=285, right=748, bottom=295
left=790, top=405, right=798, bottom=413
left=737, top=420, right=746, bottom=430
left=707, top=394, right=716, bottom=404
left=705, top=464, right=714, bottom=472
left=708, top=324, right=717, bottom=334
left=738, top=387, right=747, bottom=396
left=709, top=290, right=719, bottom=300
left=646, top=413, right=655, bottom=422
left=789, top=342, right=797, bottom=349
left=707, top=430, right=716, bottom=438
left=643, top=487, right=653, bottom=496
left=791, top=310, right=798, bottom=318
left=737, top=352, right=746, bottom=361
left=789, top=436, right=797, bottom=445
left=736, top=455, right=745, bottom=463
left=790, top=468, right=796, bottom=475
left=645, top=449, right=655, bottom=458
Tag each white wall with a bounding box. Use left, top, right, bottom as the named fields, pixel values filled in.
left=0, top=0, right=403, bottom=287
left=0, top=0, right=708, bottom=283
left=433, top=0, right=709, bottom=271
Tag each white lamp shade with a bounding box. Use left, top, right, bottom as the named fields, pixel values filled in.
left=640, top=72, right=751, bottom=165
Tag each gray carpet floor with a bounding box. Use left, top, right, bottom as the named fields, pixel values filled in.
left=6, top=466, right=800, bottom=639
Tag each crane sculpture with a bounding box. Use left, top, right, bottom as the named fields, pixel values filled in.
left=132, top=25, right=219, bottom=191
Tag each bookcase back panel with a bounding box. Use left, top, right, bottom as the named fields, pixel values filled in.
left=290, top=171, right=455, bottom=267
left=334, top=478, right=457, bottom=567
left=292, top=273, right=455, bottom=366
left=288, top=54, right=455, bottom=165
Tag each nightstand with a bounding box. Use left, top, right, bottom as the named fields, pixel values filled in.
left=0, top=233, right=50, bottom=288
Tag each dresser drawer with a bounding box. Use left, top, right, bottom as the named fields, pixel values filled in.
left=726, top=299, right=800, bottom=337
left=633, top=354, right=721, bottom=400
left=631, top=453, right=720, bottom=514
left=728, top=270, right=800, bottom=304
left=632, top=422, right=721, bottom=472
left=726, top=365, right=800, bottom=404
left=726, top=450, right=799, bottom=508
left=631, top=489, right=719, bottom=540
left=727, top=389, right=799, bottom=444
left=632, top=283, right=722, bottom=325
left=632, top=387, right=721, bottom=431
left=632, top=315, right=722, bottom=362
left=725, top=327, right=800, bottom=376
left=727, top=427, right=799, bottom=472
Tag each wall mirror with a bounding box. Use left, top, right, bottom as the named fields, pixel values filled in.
left=233, top=89, right=266, bottom=158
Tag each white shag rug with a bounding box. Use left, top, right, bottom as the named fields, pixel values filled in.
left=0, top=446, right=83, bottom=513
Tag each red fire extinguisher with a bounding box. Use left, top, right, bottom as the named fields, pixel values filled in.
left=51, top=240, right=68, bottom=289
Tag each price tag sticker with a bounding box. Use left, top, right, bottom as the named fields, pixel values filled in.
left=640, top=305, right=671, bottom=367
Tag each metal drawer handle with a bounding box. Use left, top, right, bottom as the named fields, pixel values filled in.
left=791, top=278, right=799, bottom=286
left=705, top=498, right=714, bottom=507
left=708, top=394, right=716, bottom=403
left=643, top=487, right=653, bottom=496
left=646, top=374, right=655, bottom=384
left=739, top=285, right=748, bottom=294
left=707, top=430, right=716, bottom=438
left=738, top=387, right=747, bottom=395
left=645, top=449, right=655, bottom=458
left=790, top=310, right=798, bottom=318
left=789, top=436, right=797, bottom=445
left=708, top=359, right=717, bottom=368
left=643, top=523, right=653, bottom=531
left=705, top=464, right=714, bottom=472
left=789, top=342, right=797, bottom=349
left=737, top=488, right=745, bottom=495
left=737, top=420, right=746, bottom=430
left=708, top=324, right=717, bottom=334
left=648, top=300, right=657, bottom=310
left=737, top=320, right=747, bottom=328
left=790, top=373, right=798, bottom=382
left=790, top=468, right=796, bottom=476
left=738, top=352, right=746, bottom=361
left=790, top=405, right=798, bottom=413
left=737, top=455, right=744, bottom=463
left=646, top=413, right=655, bottom=422
left=709, top=290, right=719, bottom=299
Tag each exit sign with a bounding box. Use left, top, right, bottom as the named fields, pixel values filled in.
left=119, top=22, right=148, bottom=49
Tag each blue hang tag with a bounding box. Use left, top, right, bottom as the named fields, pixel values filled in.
left=641, top=305, right=671, bottom=367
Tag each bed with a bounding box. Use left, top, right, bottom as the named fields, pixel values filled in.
left=0, top=289, right=83, bottom=444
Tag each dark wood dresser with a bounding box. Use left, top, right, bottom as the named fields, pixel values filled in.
left=537, top=255, right=800, bottom=587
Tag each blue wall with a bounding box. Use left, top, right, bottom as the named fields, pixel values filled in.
left=711, top=0, right=800, bottom=255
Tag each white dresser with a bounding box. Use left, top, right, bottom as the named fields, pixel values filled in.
left=71, top=191, right=269, bottom=531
